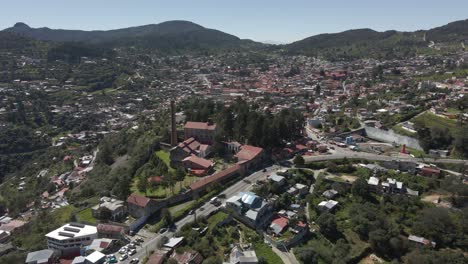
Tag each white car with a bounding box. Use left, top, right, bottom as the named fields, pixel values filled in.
left=119, top=254, right=128, bottom=261
left=118, top=248, right=127, bottom=254
left=129, top=249, right=137, bottom=256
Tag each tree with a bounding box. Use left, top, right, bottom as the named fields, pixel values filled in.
left=293, top=154, right=305, bottom=167
left=316, top=212, right=337, bottom=237
left=295, top=247, right=318, bottom=263
left=161, top=208, right=173, bottom=227
left=351, top=177, right=369, bottom=198
left=333, top=239, right=350, bottom=264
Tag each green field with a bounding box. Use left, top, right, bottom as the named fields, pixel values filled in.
left=76, top=207, right=98, bottom=224
left=155, top=150, right=175, bottom=173
left=254, top=242, right=283, bottom=264
left=412, top=112, right=458, bottom=133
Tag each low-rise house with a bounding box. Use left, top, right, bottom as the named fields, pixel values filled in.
left=85, top=238, right=113, bottom=254
left=294, top=183, right=309, bottom=196
left=381, top=178, right=403, bottom=194
left=269, top=215, right=289, bottom=235
left=170, top=250, right=203, bottom=264
left=318, top=200, right=338, bottom=211
left=408, top=235, right=436, bottom=248
left=25, top=249, right=55, bottom=264
left=91, top=197, right=126, bottom=221
left=267, top=174, right=286, bottom=186
left=126, top=194, right=158, bottom=218
left=147, top=249, right=170, bottom=264
left=225, top=192, right=273, bottom=229
left=85, top=250, right=106, bottom=264
left=0, top=219, right=27, bottom=234
left=164, top=237, right=185, bottom=249
left=228, top=246, right=258, bottom=264
left=322, top=189, right=338, bottom=199
left=419, top=167, right=441, bottom=177
left=0, top=230, right=10, bottom=243
left=367, top=176, right=380, bottom=192
left=96, top=224, right=126, bottom=240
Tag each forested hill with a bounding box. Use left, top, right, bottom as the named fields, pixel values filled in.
left=285, top=19, right=468, bottom=60
left=3, top=21, right=263, bottom=53
left=426, top=18, right=468, bottom=42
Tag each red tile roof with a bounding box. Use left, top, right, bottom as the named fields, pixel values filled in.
left=235, top=145, right=264, bottom=161
left=147, top=250, right=167, bottom=264
left=184, top=122, right=216, bottom=130
left=183, top=155, right=213, bottom=169
left=147, top=176, right=163, bottom=183
left=97, top=224, right=124, bottom=233
left=170, top=251, right=203, bottom=264
left=271, top=215, right=289, bottom=229
left=189, top=164, right=241, bottom=191
left=127, top=194, right=151, bottom=208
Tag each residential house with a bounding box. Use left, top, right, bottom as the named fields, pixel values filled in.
left=318, top=200, right=338, bottom=212
left=25, top=249, right=55, bottom=264
left=268, top=215, right=289, bottom=236
left=267, top=174, right=286, bottom=187
left=96, top=224, right=126, bottom=240
left=408, top=235, right=436, bottom=248
left=225, top=192, right=273, bottom=229
left=170, top=250, right=203, bottom=264
left=126, top=194, right=158, bottom=218
left=322, top=189, right=338, bottom=199
left=91, top=197, right=126, bottom=221
left=419, top=167, right=441, bottom=177
left=228, top=246, right=258, bottom=264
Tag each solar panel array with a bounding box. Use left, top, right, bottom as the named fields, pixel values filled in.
left=58, top=231, right=75, bottom=238
left=70, top=222, right=85, bottom=228
left=64, top=227, right=80, bottom=233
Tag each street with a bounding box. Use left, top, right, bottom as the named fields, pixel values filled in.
left=120, top=164, right=281, bottom=263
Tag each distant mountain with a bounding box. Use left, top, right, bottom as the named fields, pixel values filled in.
left=0, top=31, right=48, bottom=56
left=3, top=21, right=261, bottom=53
left=286, top=19, right=468, bottom=60
left=426, top=19, right=468, bottom=42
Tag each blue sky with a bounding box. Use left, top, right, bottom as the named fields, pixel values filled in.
left=2, top=0, right=467, bottom=43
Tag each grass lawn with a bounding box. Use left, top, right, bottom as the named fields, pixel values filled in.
left=254, top=242, right=283, bottom=264
left=76, top=207, right=98, bottom=224
left=344, top=229, right=370, bottom=259
left=207, top=211, right=229, bottom=230
left=156, top=150, right=175, bottom=173
left=131, top=175, right=199, bottom=198
left=392, top=125, right=417, bottom=137
left=412, top=112, right=459, bottom=134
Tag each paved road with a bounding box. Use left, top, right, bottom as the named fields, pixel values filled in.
left=303, top=151, right=468, bottom=165
left=120, top=165, right=281, bottom=263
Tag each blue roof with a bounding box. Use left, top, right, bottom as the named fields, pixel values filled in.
left=240, top=192, right=258, bottom=206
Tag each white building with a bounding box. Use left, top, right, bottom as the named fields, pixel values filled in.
left=46, top=223, right=97, bottom=256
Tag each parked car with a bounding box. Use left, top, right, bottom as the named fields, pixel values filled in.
left=136, top=238, right=144, bottom=243
left=119, top=254, right=128, bottom=261
left=159, top=227, right=167, bottom=233
left=129, top=249, right=137, bottom=256
left=130, top=258, right=140, bottom=264
left=188, top=210, right=194, bottom=215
